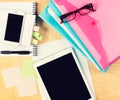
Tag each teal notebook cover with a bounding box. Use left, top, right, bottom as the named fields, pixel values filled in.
left=39, top=0, right=108, bottom=72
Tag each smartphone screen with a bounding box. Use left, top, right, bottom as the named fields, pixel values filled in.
left=4, top=13, right=23, bottom=43
left=37, top=53, right=91, bottom=100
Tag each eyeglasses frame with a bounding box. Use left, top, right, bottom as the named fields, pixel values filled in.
left=60, top=3, right=95, bottom=23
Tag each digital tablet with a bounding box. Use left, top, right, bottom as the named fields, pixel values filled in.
left=34, top=47, right=94, bottom=100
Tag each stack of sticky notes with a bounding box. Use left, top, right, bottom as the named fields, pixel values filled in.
left=32, top=26, right=43, bottom=45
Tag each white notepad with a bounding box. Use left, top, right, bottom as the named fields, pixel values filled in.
left=0, top=2, right=36, bottom=46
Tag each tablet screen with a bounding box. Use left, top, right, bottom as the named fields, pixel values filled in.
left=4, top=13, right=23, bottom=42
left=37, top=53, right=91, bottom=100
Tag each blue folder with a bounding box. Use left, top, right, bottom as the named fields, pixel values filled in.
left=39, top=0, right=108, bottom=72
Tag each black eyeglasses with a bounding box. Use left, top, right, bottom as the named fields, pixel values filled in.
left=60, top=3, right=95, bottom=24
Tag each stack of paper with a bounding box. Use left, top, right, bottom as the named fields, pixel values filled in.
left=39, top=0, right=104, bottom=72
left=40, top=0, right=120, bottom=72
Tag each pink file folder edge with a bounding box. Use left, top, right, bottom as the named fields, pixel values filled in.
left=53, top=0, right=120, bottom=69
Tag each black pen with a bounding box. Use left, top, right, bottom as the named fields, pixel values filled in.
left=1, top=50, right=31, bottom=55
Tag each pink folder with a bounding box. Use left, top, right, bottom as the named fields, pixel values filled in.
left=53, top=0, right=120, bottom=70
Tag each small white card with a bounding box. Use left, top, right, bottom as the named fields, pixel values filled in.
left=17, top=77, right=37, bottom=97
left=2, top=66, right=21, bottom=88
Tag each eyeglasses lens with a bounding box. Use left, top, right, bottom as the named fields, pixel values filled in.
left=79, top=9, right=91, bottom=15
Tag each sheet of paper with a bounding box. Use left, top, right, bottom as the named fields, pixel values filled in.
left=2, top=66, right=21, bottom=88
left=21, top=14, right=35, bottom=46
left=17, top=77, right=37, bottom=97
left=53, top=0, right=120, bottom=70
left=0, top=2, right=34, bottom=14
left=20, top=58, right=38, bottom=79
left=32, top=39, right=71, bottom=62
left=76, top=50, right=96, bottom=98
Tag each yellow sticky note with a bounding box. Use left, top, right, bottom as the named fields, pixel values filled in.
left=32, top=39, right=39, bottom=45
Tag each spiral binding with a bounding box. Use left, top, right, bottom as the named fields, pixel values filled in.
left=32, top=2, right=38, bottom=56
left=33, top=44, right=38, bottom=56
left=33, top=2, right=37, bottom=15
left=33, top=2, right=37, bottom=25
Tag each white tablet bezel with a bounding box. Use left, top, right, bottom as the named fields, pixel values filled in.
left=1, top=10, right=25, bottom=46
left=34, top=47, right=94, bottom=100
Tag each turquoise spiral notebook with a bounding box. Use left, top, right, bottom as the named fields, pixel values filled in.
left=39, top=0, right=108, bottom=72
